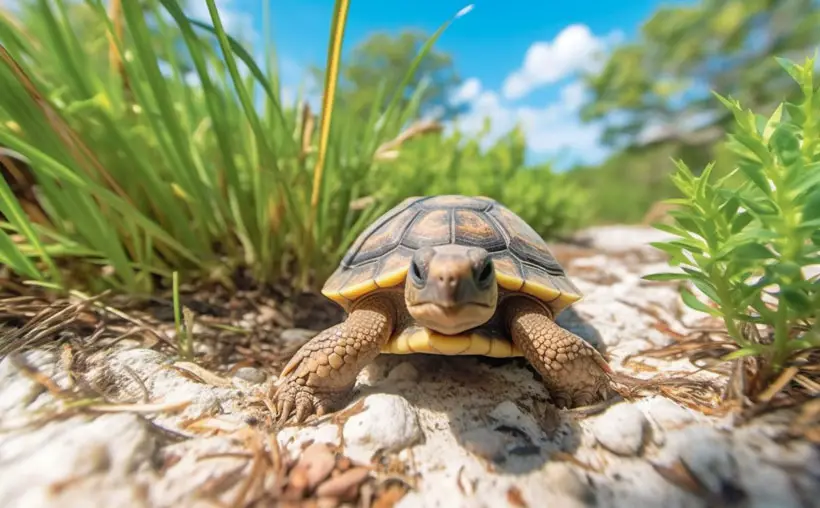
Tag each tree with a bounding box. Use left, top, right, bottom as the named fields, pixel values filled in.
left=580, top=0, right=820, bottom=152
left=312, top=30, right=467, bottom=122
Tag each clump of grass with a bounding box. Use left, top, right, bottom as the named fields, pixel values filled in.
left=0, top=0, right=470, bottom=295
left=646, top=55, right=819, bottom=400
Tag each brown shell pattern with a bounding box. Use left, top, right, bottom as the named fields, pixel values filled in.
left=322, top=195, right=581, bottom=312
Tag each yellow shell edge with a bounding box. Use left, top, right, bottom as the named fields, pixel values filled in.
left=381, top=327, right=524, bottom=358
left=496, top=272, right=581, bottom=313
left=324, top=268, right=582, bottom=313
left=322, top=268, right=408, bottom=308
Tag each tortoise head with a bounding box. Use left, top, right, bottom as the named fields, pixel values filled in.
left=404, top=244, right=498, bottom=335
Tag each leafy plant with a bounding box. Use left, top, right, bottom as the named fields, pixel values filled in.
left=645, top=56, right=820, bottom=381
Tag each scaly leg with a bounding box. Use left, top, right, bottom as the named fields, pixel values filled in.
left=272, top=295, right=395, bottom=425
left=505, top=296, right=613, bottom=408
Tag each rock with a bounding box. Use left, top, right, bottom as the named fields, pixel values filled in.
left=232, top=366, right=266, bottom=384
left=540, top=462, right=594, bottom=504
left=278, top=423, right=341, bottom=457
left=342, top=394, right=422, bottom=465
left=460, top=427, right=507, bottom=462
left=0, top=350, right=56, bottom=416
left=386, top=361, right=419, bottom=383
left=488, top=401, right=544, bottom=443
left=658, top=425, right=736, bottom=494
left=591, top=402, right=647, bottom=456
left=636, top=396, right=696, bottom=445
left=356, top=362, right=386, bottom=385
left=280, top=328, right=316, bottom=345
left=0, top=414, right=155, bottom=506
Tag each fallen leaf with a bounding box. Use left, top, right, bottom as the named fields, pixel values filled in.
left=172, top=361, right=233, bottom=387
left=650, top=459, right=708, bottom=497
left=373, top=483, right=408, bottom=508
left=316, top=467, right=370, bottom=498
left=506, top=486, right=528, bottom=507
left=292, top=443, right=336, bottom=490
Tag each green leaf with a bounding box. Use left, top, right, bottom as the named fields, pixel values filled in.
left=0, top=228, right=42, bottom=280
left=668, top=239, right=706, bottom=254
left=766, top=261, right=804, bottom=279
left=719, top=195, right=740, bottom=221
left=691, top=278, right=721, bottom=305
left=651, top=222, right=691, bottom=238
left=780, top=287, right=813, bottom=313
left=721, top=347, right=762, bottom=361
left=737, top=194, right=777, bottom=216
left=762, top=103, right=783, bottom=143
left=680, top=288, right=721, bottom=316
left=642, top=272, right=691, bottom=282
left=769, top=123, right=802, bottom=166
left=803, top=188, right=820, bottom=222
left=776, top=57, right=803, bottom=85
left=784, top=101, right=807, bottom=125
left=731, top=242, right=775, bottom=260
left=649, top=241, right=683, bottom=256
left=736, top=159, right=773, bottom=196
left=730, top=211, right=755, bottom=233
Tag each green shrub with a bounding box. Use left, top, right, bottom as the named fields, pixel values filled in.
left=367, top=125, right=590, bottom=240
left=646, top=56, right=820, bottom=378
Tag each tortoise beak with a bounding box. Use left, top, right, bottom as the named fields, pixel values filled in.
left=415, top=259, right=487, bottom=308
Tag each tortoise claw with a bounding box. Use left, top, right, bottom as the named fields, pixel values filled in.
left=271, top=377, right=349, bottom=426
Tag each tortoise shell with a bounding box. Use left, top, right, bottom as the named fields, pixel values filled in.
left=322, top=195, right=582, bottom=314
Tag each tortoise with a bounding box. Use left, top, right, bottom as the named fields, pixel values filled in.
left=272, top=195, right=613, bottom=423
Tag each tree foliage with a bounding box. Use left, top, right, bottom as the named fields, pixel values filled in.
left=581, top=0, right=820, bottom=150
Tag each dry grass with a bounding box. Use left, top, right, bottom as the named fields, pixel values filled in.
left=617, top=300, right=820, bottom=425
left=0, top=284, right=411, bottom=507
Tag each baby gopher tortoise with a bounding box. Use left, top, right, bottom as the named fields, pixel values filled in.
left=273, top=195, right=614, bottom=423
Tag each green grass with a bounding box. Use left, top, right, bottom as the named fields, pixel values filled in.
left=0, top=0, right=587, bottom=297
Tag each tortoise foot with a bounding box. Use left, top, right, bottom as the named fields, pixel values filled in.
left=506, top=297, right=614, bottom=409
left=270, top=297, right=394, bottom=425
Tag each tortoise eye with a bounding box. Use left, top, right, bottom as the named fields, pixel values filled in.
left=410, top=259, right=425, bottom=286
left=477, top=259, right=494, bottom=285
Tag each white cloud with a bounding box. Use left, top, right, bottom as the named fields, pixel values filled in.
left=186, top=0, right=256, bottom=42
left=447, top=78, right=608, bottom=167
left=450, top=77, right=482, bottom=104
left=502, top=24, right=620, bottom=101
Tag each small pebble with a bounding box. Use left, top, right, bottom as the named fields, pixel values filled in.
left=488, top=401, right=543, bottom=442
left=661, top=426, right=735, bottom=494
left=315, top=467, right=370, bottom=498
left=232, top=367, right=266, bottom=384
left=591, top=402, right=647, bottom=456
left=542, top=462, right=594, bottom=503
left=386, top=362, right=419, bottom=382
left=637, top=396, right=695, bottom=446
left=461, top=428, right=506, bottom=462
left=292, top=443, right=336, bottom=490
left=280, top=328, right=316, bottom=345
left=343, top=394, right=422, bottom=464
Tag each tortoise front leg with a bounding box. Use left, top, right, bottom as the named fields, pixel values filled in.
left=505, top=296, right=613, bottom=408
left=272, top=295, right=395, bottom=425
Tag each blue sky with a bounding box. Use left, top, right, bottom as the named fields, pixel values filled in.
left=187, top=0, right=691, bottom=169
